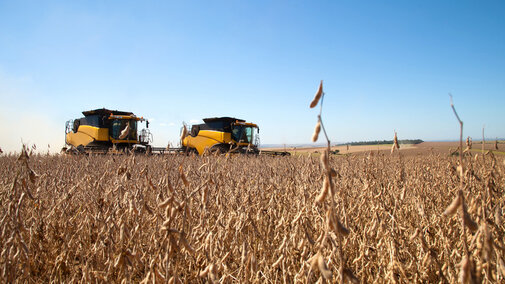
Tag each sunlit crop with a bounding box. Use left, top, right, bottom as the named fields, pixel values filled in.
left=1, top=149, right=503, bottom=283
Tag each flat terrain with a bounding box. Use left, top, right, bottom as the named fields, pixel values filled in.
left=263, top=141, right=505, bottom=156
left=0, top=151, right=504, bottom=282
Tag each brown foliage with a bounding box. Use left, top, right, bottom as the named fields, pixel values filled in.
left=0, top=151, right=504, bottom=282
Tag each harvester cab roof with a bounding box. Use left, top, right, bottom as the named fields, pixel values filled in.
left=82, top=108, right=133, bottom=116
left=82, top=108, right=147, bottom=123
left=199, top=117, right=258, bottom=131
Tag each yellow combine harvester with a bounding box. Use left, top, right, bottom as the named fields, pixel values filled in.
left=182, top=117, right=261, bottom=155
left=64, top=110, right=289, bottom=156
left=64, top=108, right=153, bottom=153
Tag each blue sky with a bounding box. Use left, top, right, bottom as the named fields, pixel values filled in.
left=0, top=0, right=504, bottom=152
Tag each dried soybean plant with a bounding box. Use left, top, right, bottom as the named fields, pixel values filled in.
left=391, top=131, right=400, bottom=154
left=466, top=137, right=473, bottom=151
left=443, top=95, right=482, bottom=283
left=310, top=80, right=357, bottom=283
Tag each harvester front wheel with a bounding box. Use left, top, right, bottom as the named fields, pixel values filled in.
left=209, top=144, right=229, bottom=155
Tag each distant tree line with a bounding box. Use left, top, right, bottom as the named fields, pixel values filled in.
left=338, top=139, right=424, bottom=146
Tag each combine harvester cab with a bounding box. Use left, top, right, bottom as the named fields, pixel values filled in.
left=64, top=108, right=152, bottom=154
left=182, top=117, right=260, bottom=155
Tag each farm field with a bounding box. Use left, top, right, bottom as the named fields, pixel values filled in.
left=264, top=141, right=505, bottom=157
left=0, top=150, right=504, bottom=283
left=263, top=144, right=415, bottom=156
